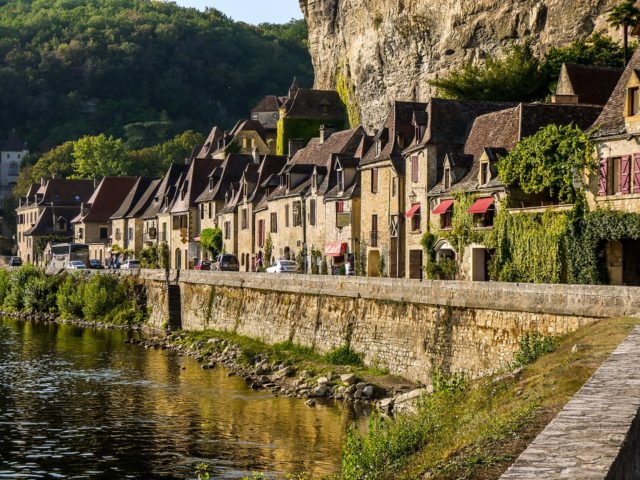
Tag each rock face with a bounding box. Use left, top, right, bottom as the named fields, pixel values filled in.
left=300, top=0, right=617, bottom=131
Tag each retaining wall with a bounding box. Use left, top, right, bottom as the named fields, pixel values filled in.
left=139, top=270, right=640, bottom=384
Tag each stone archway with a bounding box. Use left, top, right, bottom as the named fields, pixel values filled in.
left=367, top=250, right=380, bottom=277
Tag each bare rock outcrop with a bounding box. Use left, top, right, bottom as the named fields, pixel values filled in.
left=300, top=0, right=618, bottom=131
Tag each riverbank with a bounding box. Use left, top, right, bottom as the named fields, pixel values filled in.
left=137, top=329, right=420, bottom=408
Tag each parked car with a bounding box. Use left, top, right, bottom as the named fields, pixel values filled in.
left=120, top=259, right=141, bottom=270
left=194, top=260, right=212, bottom=271
left=212, top=254, right=239, bottom=272
left=9, top=257, right=22, bottom=267
left=89, top=259, right=104, bottom=269
left=67, top=260, right=86, bottom=270
left=266, top=259, right=299, bottom=274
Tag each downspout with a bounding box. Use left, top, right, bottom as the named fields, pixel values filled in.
left=301, top=193, right=307, bottom=274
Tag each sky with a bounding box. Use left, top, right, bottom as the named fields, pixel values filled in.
left=172, top=0, right=303, bottom=24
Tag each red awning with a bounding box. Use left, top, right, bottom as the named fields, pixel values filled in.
left=467, top=197, right=495, bottom=214
left=432, top=199, right=454, bottom=215
left=405, top=203, right=421, bottom=218
left=325, top=242, right=348, bottom=257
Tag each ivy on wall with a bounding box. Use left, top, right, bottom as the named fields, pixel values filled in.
left=276, top=116, right=345, bottom=155
left=335, top=65, right=360, bottom=128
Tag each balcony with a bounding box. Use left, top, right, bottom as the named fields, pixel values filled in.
left=370, top=231, right=378, bottom=247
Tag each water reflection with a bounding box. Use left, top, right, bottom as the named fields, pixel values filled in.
left=0, top=318, right=362, bottom=479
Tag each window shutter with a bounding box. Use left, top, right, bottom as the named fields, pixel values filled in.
left=412, top=156, right=419, bottom=183
left=598, top=158, right=608, bottom=196
left=634, top=154, right=640, bottom=194
left=621, top=155, right=631, bottom=194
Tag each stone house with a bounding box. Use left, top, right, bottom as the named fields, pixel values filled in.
left=275, top=78, right=346, bottom=156
left=401, top=99, right=521, bottom=279
left=197, top=120, right=274, bottom=161
left=140, top=162, right=189, bottom=252
left=588, top=48, right=640, bottom=285
left=109, top=177, right=160, bottom=259
left=16, top=177, right=94, bottom=264
left=71, top=176, right=138, bottom=262
left=236, top=154, right=287, bottom=271
left=553, top=63, right=622, bottom=106
left=359, top=101, right=427, bottom=277
left=251, top=94, right=283, bottom=144
left=169, top=157, right=218, bottom=269
left=428, top=103, right=602, bottom=281
left=195, top=153, right=254, bottom=251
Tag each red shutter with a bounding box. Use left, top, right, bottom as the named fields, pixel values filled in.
left=634, top=154, right=640, bottom=194
left=598, top=158, right=608, bottom=196
left=621, top=155, right=631, bottom=194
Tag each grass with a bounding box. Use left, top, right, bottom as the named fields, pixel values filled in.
left=342, top=317, right=640, bottom=480
left=172, top=329, right=393, bottom=379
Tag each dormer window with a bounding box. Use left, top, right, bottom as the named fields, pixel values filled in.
left=444, top=167, right=451, bottom=190
left=480, top=162, right=491, bottom=185
left=337, top=170, right=345, bottom=193
left=209, top=178, right=214, bottom=190
left=312, top=172, right=317, bottom=189
left=376, top=139, right=382, bottom=156
left=286, top=173, right=291, bottom=191
left=397, top=132, right=404, bottom=148
left=629, top=87, right=640, bottom=116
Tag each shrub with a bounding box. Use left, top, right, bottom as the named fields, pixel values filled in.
left=425, top=258, right=458, bottom=280
left=23, top=274, right=60, bottom=313
left=514, top=332, right=559, bottom=367
left=3, top=265, right=43, bottom=312
left=0, top=269, right=10, bottom=305
left=324, top=345, right=363, bottom=366
left=82, top=274, right=123, bottom=321
left=56, top=274, right=86, bottom=319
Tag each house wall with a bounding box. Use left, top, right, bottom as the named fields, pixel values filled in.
left=16, top=205, right=41, bottom=263
left=305, top=191, right=328, bottom=255
left=169, top=209, right=197, bottom=269
left=405, top=148, right=431, bottom=279
left=268, top=196, right=305, bottom=261
left=219, top=211, right=238, bottom=256
left=254, top=207, right=271, bottom=265
left=110, top=219, right=127, bottom=250
left=237, top=202, right=254, bottom=271
left=324, top=197, right=360, bottom=266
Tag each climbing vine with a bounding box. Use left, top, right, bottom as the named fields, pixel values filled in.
left=498, top=123, right=597, bottom=204
left=335, top=65, right=360, bottom=128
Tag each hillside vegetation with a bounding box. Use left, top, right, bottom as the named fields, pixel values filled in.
left=0, top=0, right=312, bottom=150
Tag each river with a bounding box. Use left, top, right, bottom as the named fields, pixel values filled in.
left=0, top=318, right=364, bottom=479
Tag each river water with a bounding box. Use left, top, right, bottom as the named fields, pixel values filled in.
left=0, top=318, right=362, bottom=479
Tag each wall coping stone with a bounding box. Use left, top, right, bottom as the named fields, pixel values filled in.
left=138, top=269, right=640, bottom=319
left=501, top=326, right=640, bottom=479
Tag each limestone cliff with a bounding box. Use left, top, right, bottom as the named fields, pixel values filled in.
left=300, top=0, right=618, bottom=131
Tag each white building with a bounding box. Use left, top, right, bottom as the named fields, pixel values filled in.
left=1, top=131, right=28, bottom=202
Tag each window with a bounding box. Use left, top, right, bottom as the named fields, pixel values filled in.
left=411, top=156, right=419, bottom=183
left=480, top=162, right=490, bottom=185
left=376, top=140, right=382, bottom=156
left=78, top=228, right=84, bottom=239
left=258, top=219, right=266, bottom=248
left=629, top=87, right=640, bottom=116
left=115, top=228, right=121, bottom=241
left=241, top=208, right=248, bottom=230
left=309, top=199, right=316, bottom=227
left=441, top=208, right=453, bottom=229
left=371, top=168, right=379, bottom=193
left=252, top=113, right=258, bottom=120
left=292, top=201, right=302, bottom=227
left=337, top=170, right=344, bottom=193
left=208, top=203, right=213, bottom=219
left=128, top=227, right=133, bottom=242
left=224, top=221, right=231, bottom=240
left=444, top=167, right=451, bottom=190
left=270, top=212, right=278, bottom=233
left=411, top=209, right=421, bottom=232
left=285, top=204, right=290, bottom=227
left=243, top=138, right=250, bottom=149
left=370, top=214, right=378, bottom=247
left=397, top=132, right=404, bottom=148
left=392, top=176, right=397, bottom=197
left=100, top=227, right=108, bottom=239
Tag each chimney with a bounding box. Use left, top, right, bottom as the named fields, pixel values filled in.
left=320, top=125, right=335, bottom=144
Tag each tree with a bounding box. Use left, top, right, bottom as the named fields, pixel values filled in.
left=429, top=44, right=546, bottom=102
left=498, top=124, right=597, bottom=204
left=199, top=228, right=223, bottom=258
left=608, top=0, right=640, bottom=64
left=72, top=134, right=131, bottom=179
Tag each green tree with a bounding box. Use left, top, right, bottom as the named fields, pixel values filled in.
left=200, top=228, right=223, bottom=258
left=498, top=123, right=596, bottom=204
left=608, top=0, right=640, bottom=64
left=72, top=134, right=131, bottom=179
left=429, top=44, right=546, bottom=101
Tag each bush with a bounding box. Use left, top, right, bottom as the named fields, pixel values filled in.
left=0, top=269, right=10, bottom=305
left=3, top=265, right=43, bottom=312
left=56, top=274, right=86, bottom=319
left=324, top=345, right=364, bottom=366
left=23, top=274, right=60, bottom=313
left=514, top=332, right=559, bottom=367
left=425, top=258, right=458, bottom=280
left=82, top=274, right=123, bottom=321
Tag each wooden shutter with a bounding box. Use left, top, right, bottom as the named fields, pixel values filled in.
left=634, top=154, right=640, bottom=194
left=621, top=155, right=631, bottom=194
left=371, top=168, right=378, bottom=193
left=412, top=156, right=419, bottom=183
left=598, top=158, right=608, bottom=196
left=372, top=214, right=378, bottom=231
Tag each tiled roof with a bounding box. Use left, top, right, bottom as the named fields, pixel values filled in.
left=251, top=95, right=282, bottom=112
left=195, top=154, right=253, bottom=204
left=248, top=154, right=288, bottom=203
left=171, top=158, right=219, bottom=213
left=2, top=131, right=26, bottom=151
left=592, top=48, right=640, bottom=138
left=558, top=63, right=623, bottom=106
left=73, top=177, right=138, bottom=224
left=325, top=171, right=361, bottom=201
left=197, top=126, right=224, bottom=159
left=24, top=178, right=95, bottom=207
left=289, top=127, right=365, bottom=169
left=142, top=163, right=189, bottom=219
left=24, top=206, right=79, bottom=236
left=110, top=177, right=156, bottom=220
left=284, top=88, right=345, bottom=120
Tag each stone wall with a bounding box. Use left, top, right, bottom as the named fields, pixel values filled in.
left=140, top=270, right=640, bottom=384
